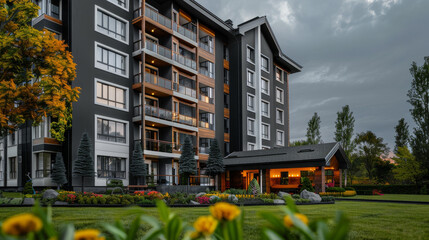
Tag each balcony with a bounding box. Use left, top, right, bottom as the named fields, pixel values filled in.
left=173, top=83, right=196, bottom=98
left=134, top=105, right=197, bottom=127
left=199, top=94, right=214, bottom=104
left=199, top=121, right=214, bottom=130
left=199, top=67, right=214, bottom=79
left=97, top=170, right=126, bottom=179
left=173, top=52, right=197, bottom=70
left=134, top=72, right=172, bottom=90
left=134, top=40, right=173, bottom=60
left=173, top=22, right=197, bottom=42
left=199, top=42, right=213, bottom=54
left=145, top=139, right=173, bottom=153
left=134, top=5, right=172, bottom=29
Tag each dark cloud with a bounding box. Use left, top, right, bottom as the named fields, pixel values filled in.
left=197, top=0, right=428, bottom=149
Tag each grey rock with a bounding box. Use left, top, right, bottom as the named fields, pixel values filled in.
left=190, top=200, right=200, bottom=205
left=196, top=192, right=206, bottom=198
left=42, top=189, right=59, bottom=199
left=54, top=201, right=69, bottom=205
left=300, top=190, right=321, bottom=203
left=23, top=198, right=35, bottom=205
left=228, top=194, right=238, bottom=203
left=278, top=191, right=290, bottom=198
left=273, top=199, right=285, bottom=204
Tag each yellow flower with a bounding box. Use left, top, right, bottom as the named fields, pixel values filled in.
left=1, top=213, right=42, bottom=236
left=74, top=229, right=105, bottom=240
left=283, top=213, right=309, bottom=228
left=209, top=202, right=241, bottom=221
left=193, top=216, right=218, bottom=236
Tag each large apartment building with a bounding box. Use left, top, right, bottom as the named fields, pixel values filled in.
left=0, top=0, right=301, bottom=190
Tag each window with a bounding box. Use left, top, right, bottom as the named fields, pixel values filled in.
left=247, top=69, right=255, bottom=87
left=224, top=69, right=229, bottom=85
left=35, top=152, right=55, bottom=178
left=50, top=0, right=60, bottom=19
left=199, top=112, right=215, bottom=130
left=280, top=171, right=289, bottom=185
left=96, top=80, right=127, bottom=110
left=247, top=118, right=255, bottom=136
left=276, top=87, right=284, bottom=104
left=262, top=123, right=270, bottom=140
left=199, top=86, right=214, bottom=104
left=97, top=118, right=126, bottom=143
left=261, top=55, right=269, bottom=72
left=95, top=42, right=128, bottom=77
left=107, top=0, right=128, bottom=11
left=276, top=109, right=284, bottom=125
left=97, top=156, right=126, bottom=179
left=246, top=46, right=255, bottom=63
left=9, top=132, right=16, bottom=146
left=33, top=117, right=51, bottom=139
left=9, top=157, right=16, bottom=179
left=261, top=78, right=269, bottom=95
left=224, top=118, right=230, bottom=134
left=224, top=93, right=230, bottom=109
left=96, top=6, right=128, bottom=43
left=224, top=142, right=230, bottom=156
left=261, top=101, right=270, bottom=118
left=247, top=143, right=255, bottom=151
left=247, top=94, right=255, bottom=111
left=276, top=130, right=284, bottom=146
left=199, top=138, right=212, bottom=154
left=199, top=61, right=215, bottom=78
left=276, top=68, right=283, bottom=83
left=325, top=170, right=334, bottom=184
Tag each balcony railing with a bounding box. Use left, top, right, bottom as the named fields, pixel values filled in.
left=145, top=6, right=172, bottom=29
left=145, top=41, right=172, bottom=59
left=173, top=52, right=197, bottom=70
left=134, top=105, right=197, bottom=127
left=145, top=139, right=173, bottom=153
left=133, top=7, right=142, bottom=19
left=144, top=72, right=172, bottom=90
left=199, top=94, right=214, bottom=104
left=199, top=42, right=213, bottom=53
left=173, top=83, right=196, bottom=98
left=97, top=170, right=126, bottom=179
left=35, top=169, right=50, bottom=178
left=173, top=22, right=197, bottom=42
left=145, top=105, right=173, bottom=121
left=145, top=174, right=211, bottom=186
left=199, top=121, right=214, bottom=130
left=199, top=67, right=214, bottom=78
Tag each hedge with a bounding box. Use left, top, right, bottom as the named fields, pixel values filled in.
left=351, top=185, right=428, bottom=195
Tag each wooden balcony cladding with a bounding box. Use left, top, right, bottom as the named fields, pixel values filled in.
left=44, top=14, right=62, bottom=25
left=145, top=16, right=173, bottom=35
left=132, top=82, right=142, bottom=92
left=224, top=133, right=230, bottom=142
left=198, top=49, right=215, bottom=62
left=224, top=83, right=229, bottom=94
left=223, top=59, right=229, bottom=70
left=199, top=127, right=215, bottom=139
left=198, top=101, right=215, bottom=113
left=199, top=24, right=215, bottom=37
left=224, top=108, right=230, bottom=118
left=144, top=82, right=173, bottom=96
left=197, top=74, right=215, bottom=88
left=33, top=137, right=60, bottom=146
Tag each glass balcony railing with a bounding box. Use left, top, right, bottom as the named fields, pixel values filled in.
left=145, top=41, right=172, bottom=59
left=144, top=6, right=172, bottom=29
left=199, top=67, right=214, bottom=79
left=199, top=42, right=213, bottom=53
left=199, top=94, right=214, bottom=104
left=199, top=121, right=214, bottom=130
left=173, top=83, right=196, bottom=98
left=135, top=105, right=197, bottom=127
left=144, top=72, right=172, bottom=90
left=145, top=105, right=173, bottom=121
left=173, top=23, right=197, bottom=42
left=145, top=139, right=173, bottom=153
left=173, top=53, right=197, bottom=70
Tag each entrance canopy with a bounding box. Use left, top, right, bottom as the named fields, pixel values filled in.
left=224, top=142, right=350, bottom=171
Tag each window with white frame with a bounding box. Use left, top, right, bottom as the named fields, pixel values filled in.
left=247, top=118, right=255, bottom=136
left=261, top=78, right=269, bottom=95
left=247, top=69, right=255, bottom=87
left=247, top=93, right=255, bottom=112
left=97, top=156, right=126, bottom=179
left=247, top=46, right=255, bottom=63
left=96, top=6, right=128, bottom=43
left=276, top=108, right=284, bottom=125
left=261, top=55, right=269, bottom=72
left=276, top=67, right=283, bottom=83
left=261, top=100, right=270, bottom=118
left=261, top=123, right=270, bottom=140
left=97, top=117, right=126, bottom=143
left=276, top=130, right=285, bottom=146
left=95, top=42, right=128, bottom=77
left=96, top=80, right=127, bottom=109
left=276, top=87, right=284, bottom=104
left=9, top=157, right=17, bottom=179
left=247, top=142, right=255, bottom=151
left=107, top=0, right=128, bottom=11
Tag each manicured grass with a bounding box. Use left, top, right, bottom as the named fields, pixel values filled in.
left=339, top=194, right=429, bottom=202
left=1, top=192, right=24, bottom=198
left=1, top=202, right=429, bottom=239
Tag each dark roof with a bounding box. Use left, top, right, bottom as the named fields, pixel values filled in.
left=224, top=142, right=350, bottom=170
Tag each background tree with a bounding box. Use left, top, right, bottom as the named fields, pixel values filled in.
left=355, top=131, right=388, bottom=181
left=0, top=0, right=80, bottom=141
left=51, top=153, right=67, bottom=190
left=306, top=112, right=322, bottom=144
left=373, top=159, right=395, bottom=184
left=178, top=137, right=197, bottom=185
left=347, top=153, right=363, bottom=185
left=73, top=132, right=94, bottom=192
left=394, top=118, right=409, bottom=153
left=130, top=142, right=147, bottom=185
left=393, top=146, right=426, bottom=185
left=407, top=57, right=429, bottom=179
left=334, top=105, right=356, bottom=157
left=289, top=140, right=309, bottom=146
left=206, top=139, right=225, bottom=190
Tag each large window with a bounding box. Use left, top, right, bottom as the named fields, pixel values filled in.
left=261, top=78, right=269, bottom=95
left=276, top=67, right=283, bottom=83
left=247, top=93, right=255, bottom=112
left=107, top=0, right=128, bottom=11
left=276, top=87, right=284, bottom=104
left=35, top=0, right=61, bottom=19
left=97, top=118, right=126, bottom=143
left=276, top=130, right=284, bottom=146
left=262, top=123, right=270, bottom=140
left=95, top=42, right=128, bottom=77
left=247, top=46, right=255, bottom=63
left=261, top=100, right=270, bottom=118
left=9, top=157, right=16, bottom=179
left=96, top=7, right=128, bottom=43
left=261, top=55, right=269, bottom=72
left=199, top=112, right=215, bottom=130
left=247, top=118, right=255, bottom=136
left=96, top=81, right=126, bottom=109
left=276, top=109, right=284, bottom=125
left=97, top=156, right=126, bottom=179
left=247, top=69, right=255, bottom=87
left=35, top=152, right=55, bottom=178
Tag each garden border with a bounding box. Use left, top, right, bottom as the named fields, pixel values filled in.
left=335, top=198, right=429, bottom=205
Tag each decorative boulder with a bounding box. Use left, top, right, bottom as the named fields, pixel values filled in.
left=278, top=191, right=290, bottom=198
left=228, top=194, right=238, bottom=204
left=273, top=199, right=285, bottom=204
left=300, top=190, right=321, bottom=203
left=54, top=201, right=69, bottom=205
left=42, top=189, right=59, bottom=200
left=23, top=198, right=35, bottom=205
left=196, top=192, right=206, bottom=198
left=190, top=200, right=200, bottom=205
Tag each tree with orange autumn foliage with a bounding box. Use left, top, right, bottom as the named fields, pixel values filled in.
left=0, top=0, right=79, bottom=141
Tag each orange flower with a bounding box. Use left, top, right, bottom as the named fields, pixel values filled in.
left=209, top=202, right=241, bottom=221
left=1, top=213, right=42, bottom=236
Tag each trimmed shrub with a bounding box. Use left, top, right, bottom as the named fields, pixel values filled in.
left=326, top=187, right=345, bottom=192
left=247, top=178, right=260, bottom=195
left=300, top=177, right=314, bottom=192
left=262, top=199, right=274, bottom=204
left=344, top=187, right=355, bottom=191
left=23, top=181, right=34, bottom=194
left=351, top=185, right=428, bottom=194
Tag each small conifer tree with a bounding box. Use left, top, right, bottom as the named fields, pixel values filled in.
left=73, top=132, right=94, bottom=192
left=51, top=153, right=68, bottom=190
left=130, top=142, right=147, bottom=185
left=179, top=137, right=197, bottom=184
left=300, top=177, right=314, bottom=192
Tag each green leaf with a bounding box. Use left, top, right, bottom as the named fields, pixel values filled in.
left=140, top=215, right=161, bottom=228
left=166, top=215, right=182, bottom=240
left=141, top=228, right=164, bottom=240
left=126, top=215, right=141, bottom=240
left=259, top=212, right=287, bottom=235
left=156, top=200, right=170, bottom=223
left=284, top=197, right=298, bottom=213
left=261, top=228, right=285, bottom=240
left=59, top=224, right=75, bottom=240
left=102, top=224, right=127, bottom=240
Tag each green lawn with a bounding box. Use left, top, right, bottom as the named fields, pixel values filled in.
left=339, top=194, right=429, bottom=202
left=1, top=202, right=429, bottom=239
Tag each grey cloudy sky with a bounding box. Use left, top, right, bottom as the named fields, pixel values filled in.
left=197, top=0, right=428, bottom=149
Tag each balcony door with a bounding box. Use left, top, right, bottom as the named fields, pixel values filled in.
left=145, top=65, right=158, bottom=84
left=145, top=127, right=159, bottom=151
left=146, top=34, right=158, bottom=52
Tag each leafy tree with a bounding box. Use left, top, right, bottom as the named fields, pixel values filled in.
left=334, top=105, right=355, bottom=158
left=306, top=113, right=322, bottom=144
left=373, top=159, right=395, bottom=184
left=347, top=153, right=363, bottom=185
left=130, top=142, right=147, bottom=185
left=289, top=140, right=309, bottom=146
left=407, top=57, right=429, bottom=178
left=73, top=132, right=94, bottom=192
left=206, top=139, right=224, bottom=176
left=355, top=131, right=388, bottom=181
left=300, top=177, right=314, bottom=193
left=393, top=146, right=426, bottom=185
left=0, top=0, right=80, bottom=141
left=178, top=137, right=197, bottom=185
left=51, top=153, right=67, bottom=190
left=394, top=118, right=409, bottom=153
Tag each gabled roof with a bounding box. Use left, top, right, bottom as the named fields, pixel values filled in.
left=224, top=142, right=350, bottom=170
left=236, top=16, right=302, bottom=73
